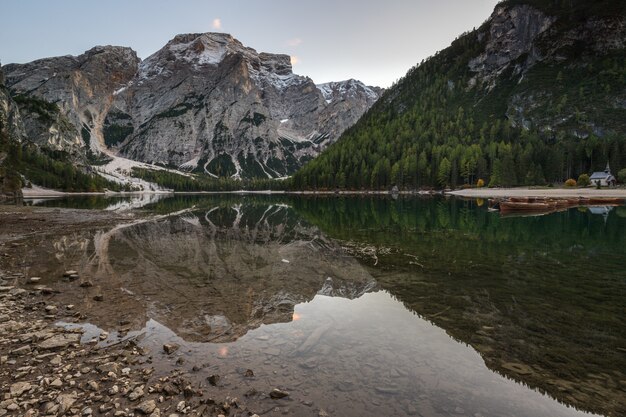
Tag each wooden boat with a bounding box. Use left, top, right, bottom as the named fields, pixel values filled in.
left=499, top=201, right=557, bottom=213
left=552, top=198, right=579, bottom=208
left=586, top=197, right=625, bottom=205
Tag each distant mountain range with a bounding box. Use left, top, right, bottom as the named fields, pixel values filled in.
left=0, top=32, right=382, bottom=196
left=293, top=0, right=626, bottom=190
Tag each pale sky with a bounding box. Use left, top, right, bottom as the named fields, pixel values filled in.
left=0, top=0, right=500, bottom=87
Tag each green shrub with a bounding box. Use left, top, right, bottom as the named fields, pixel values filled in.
left=618, top=168, right=626, bottom=184
left=577, top=174, right=590, bottom=187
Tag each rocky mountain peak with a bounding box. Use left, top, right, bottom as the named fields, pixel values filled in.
left=4, top=33, right=383, bottom=179
left=469, top=4, right=556, bottom=88
left=258, top=53, right=293, bottom=76
left=317, top=79, right=383, bottom=105
left=162, top=32, right=252, bottom=66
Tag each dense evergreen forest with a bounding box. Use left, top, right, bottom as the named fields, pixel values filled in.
left=291, top=0, right=626, bottom=190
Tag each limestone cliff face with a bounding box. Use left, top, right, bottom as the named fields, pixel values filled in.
left=0, top=65, right=24, bottom=203
left=468, top=4, right=556, bottom=89
left=4, top=34, right=382, bottom=178
left=470, top=4, right=625, bottom=86
left=467, top=2, right=626, bottom=136
left=112, top=33, right=382, bottom=178
left=4, top=46, right=140, bottom=158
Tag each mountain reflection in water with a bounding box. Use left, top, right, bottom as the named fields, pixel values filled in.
left=21, top=194, right=625, bottom=417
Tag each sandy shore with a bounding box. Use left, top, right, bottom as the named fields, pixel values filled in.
left=447, top=187, right=626, bottom=199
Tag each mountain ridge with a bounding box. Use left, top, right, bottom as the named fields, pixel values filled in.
left=3, top=32, right=382, bottom=184
left=292, top=0, right=626, bottom=190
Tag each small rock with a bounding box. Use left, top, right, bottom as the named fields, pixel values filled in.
left=45, top=305, right=58, bottom=314
left=38, top=333, right=80, bottom=350
left=93, top=294, right=104, bottom=302
left=79, top=281, right=93, bottom=288
left=97, top=362, right=119, bottom=375
left=82, top=406, right=93, bottom=416
left=28, top=277, right=41, bottom=283
left=163, top=343, right=179, bottom=355
left=207, top=374, right=220, bottom=386
left=269, top=388, right=289, bottom=399
left=10, top=382, right=31, bottom=397
left=244, top=369, right=254, bottom=377
left=50, top=378, right=63, bottom=388
left=87, top=381, right=99, bottom=391
left=128, top=385, right=145, bottom=401
left=135, top=399, right=157, bottom=415
left=162, top=382, right=179, bottom=396
left=56, top=393, right=77, bottom=414
left=11, top=345, right=31, bottom=356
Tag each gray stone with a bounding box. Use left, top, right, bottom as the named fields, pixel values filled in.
left=57, top=393, right=77, bottom=414
left=163, top=343, right=179, bottom=355
left=38, top=333, right=80, bottom=350
left=269, top=388, right=289, bottom=399
left=9, top=382, right=31, bottom=397
left=97, top=362, right=119, bottom=374
left=135, top=400, right=157, bottom=414
left=128, top=386, right=145, bottom=401
left=11, top=345, right=31, bottom=356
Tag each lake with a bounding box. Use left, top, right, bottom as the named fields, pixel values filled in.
left=21, top=194, right=626, bottom=416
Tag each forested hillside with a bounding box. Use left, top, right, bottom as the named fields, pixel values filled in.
left=292, top=0, right=626, bottom=190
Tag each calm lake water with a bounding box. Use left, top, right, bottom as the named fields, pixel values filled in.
left=22, top=194, right=626, bottom=416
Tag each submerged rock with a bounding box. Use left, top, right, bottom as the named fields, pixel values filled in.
left=269, top=388, right=289, bottom=399
left=163, top=343, right=180, bottom=355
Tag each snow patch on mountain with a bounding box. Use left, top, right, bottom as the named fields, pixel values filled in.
left=317, top=79, right=382, bottom=104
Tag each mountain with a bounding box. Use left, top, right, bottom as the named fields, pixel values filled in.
left=3, top=33, right=382, bottom=181
left=0, top=56, right=134, bottom=195
left=292, top=0, right=626, bottom=190
left=0, top=65, right=25, bottom=202
left=4, top=46, right=140, bottom=160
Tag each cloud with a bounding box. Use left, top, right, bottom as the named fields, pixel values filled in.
left=286, top=38, right=303, bottom=47
left=290, top=56, right=300, bottom=65
left=212, top=18, right=222, bottom=30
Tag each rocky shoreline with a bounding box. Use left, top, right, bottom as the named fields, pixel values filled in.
left=0, top=269, right=260, bottom=417
left=0, top=206, right=293, bottom=417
